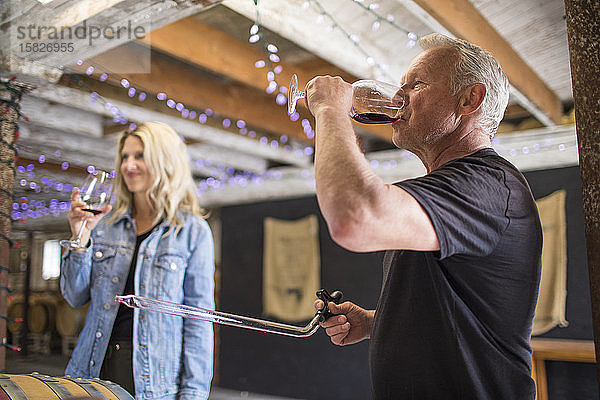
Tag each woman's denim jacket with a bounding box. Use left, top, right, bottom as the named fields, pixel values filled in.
left=60, top=211, right=215, bottom=400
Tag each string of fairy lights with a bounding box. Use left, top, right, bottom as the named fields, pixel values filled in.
left=303, top=0, right=417, bottom=83
left=9, top=0, right=576, bottom=223
left=11, top=0, right=409, bottom=221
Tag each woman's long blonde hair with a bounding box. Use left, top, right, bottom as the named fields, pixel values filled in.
left=110, top=121, right=206, bottom=235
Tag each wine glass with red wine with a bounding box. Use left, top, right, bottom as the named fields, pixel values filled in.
left=60, top=169, right=114, bottom=249
left=287, top=74, right=406, bottom=124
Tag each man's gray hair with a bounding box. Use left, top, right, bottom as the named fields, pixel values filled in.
left=418, top=33, right=510, bottom=137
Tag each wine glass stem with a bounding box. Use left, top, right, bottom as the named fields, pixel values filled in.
left=288, top=89, right=305, bottom=114
left=74, top=219, right=88, bottom=246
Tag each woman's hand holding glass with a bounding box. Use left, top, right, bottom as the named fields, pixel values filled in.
left=60, top=170, right=114, bottom=250
left=67, top=189, right=112, bottom=245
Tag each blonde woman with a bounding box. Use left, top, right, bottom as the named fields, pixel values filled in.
left=61, top=121, right=215, bottom=399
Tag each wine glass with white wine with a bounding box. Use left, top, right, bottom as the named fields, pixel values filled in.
left=287, top=74, right=406, bottom=124
left=60, top=169, right=114, bottom=249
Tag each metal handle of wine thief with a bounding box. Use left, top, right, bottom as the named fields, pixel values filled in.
left=316, top=288, right=344, bottom=322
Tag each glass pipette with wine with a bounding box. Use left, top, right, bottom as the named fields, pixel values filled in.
left=115, top=289, right=343, bottom=338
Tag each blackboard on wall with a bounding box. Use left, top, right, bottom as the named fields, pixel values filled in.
left=218, top=166, right=597, bottom=399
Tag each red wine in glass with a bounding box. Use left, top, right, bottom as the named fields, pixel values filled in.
left=81, top=208, right=103, bottom=215
left=351, top=112, right=399, bottom=124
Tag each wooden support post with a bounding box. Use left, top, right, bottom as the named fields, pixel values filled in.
left=563, top=0, right=600, bottom=389
left=0, top=78, right=33, bottom=371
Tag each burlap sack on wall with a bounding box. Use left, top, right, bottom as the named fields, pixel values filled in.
left=532, top=189, right=568, bottom=336
left=263, top=215, right=320, bottom=322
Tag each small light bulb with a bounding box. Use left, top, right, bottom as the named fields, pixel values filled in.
left=276, top=93, right=286, bottom=105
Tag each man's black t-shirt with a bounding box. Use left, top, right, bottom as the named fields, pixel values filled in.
left=369, top=149, right=542, bottom=400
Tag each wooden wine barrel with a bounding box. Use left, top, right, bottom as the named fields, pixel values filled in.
left=6, top=300, right=24, bottom=335
left=27, top=298, right=57, bottom=334
left=0, top=373, right=134, bottom=400
left=56, top=301, right=89, bottom=338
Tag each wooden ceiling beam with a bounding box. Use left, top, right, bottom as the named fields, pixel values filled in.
left=85, top=43, right=312, bottom=143
left=142, top=17, right=349, bottom=102
left=142, top=17, right=393, bottom=142
left=29, top=82, right=312, bottom=167
left=412, top=0, right=563, bottom=124
left=18, top=122, right=116, bottom=172
left=20, top=95, right=104, bottom=137
left=6, top=0, right=224, bottom=68
left=47, top=0, right=127, bottom=33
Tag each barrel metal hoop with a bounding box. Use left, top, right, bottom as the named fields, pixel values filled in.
left=27, top=373, right=72, bottom=399
left=61, top=376, right=107, bottom=399
left=0, top=374, right=28, bottom=400
left=92, top=378, right=135, bottom=400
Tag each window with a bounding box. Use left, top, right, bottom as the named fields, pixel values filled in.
left=42, top=240, right=61, bottom=280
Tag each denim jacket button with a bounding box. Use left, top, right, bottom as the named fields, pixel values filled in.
left=95, top=331, right=102, bottom=338
left=119, top=248, right=126, bottom=255
left=170, top=263, right=177, bottom=270
left=95, top=251, right=103, bottom=258
left=126, top=222, right=132, bottom=229
left=90, top=360, right=95, bottom=366
left=112, top=277, right=119, bottom=283
left=103, top=303, right=110, bottom=310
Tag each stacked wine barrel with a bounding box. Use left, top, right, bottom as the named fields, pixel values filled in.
left=6, top=297, right=24, bottom=342
left=28, top=297, right=57, bottom=335
left=6, top=294, right=88, bottom=355
left=7, top=294, right=58, bottom=354
left=0, top=372, right=133, bottom=399
left=55, top=299, right=89, bottom=356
